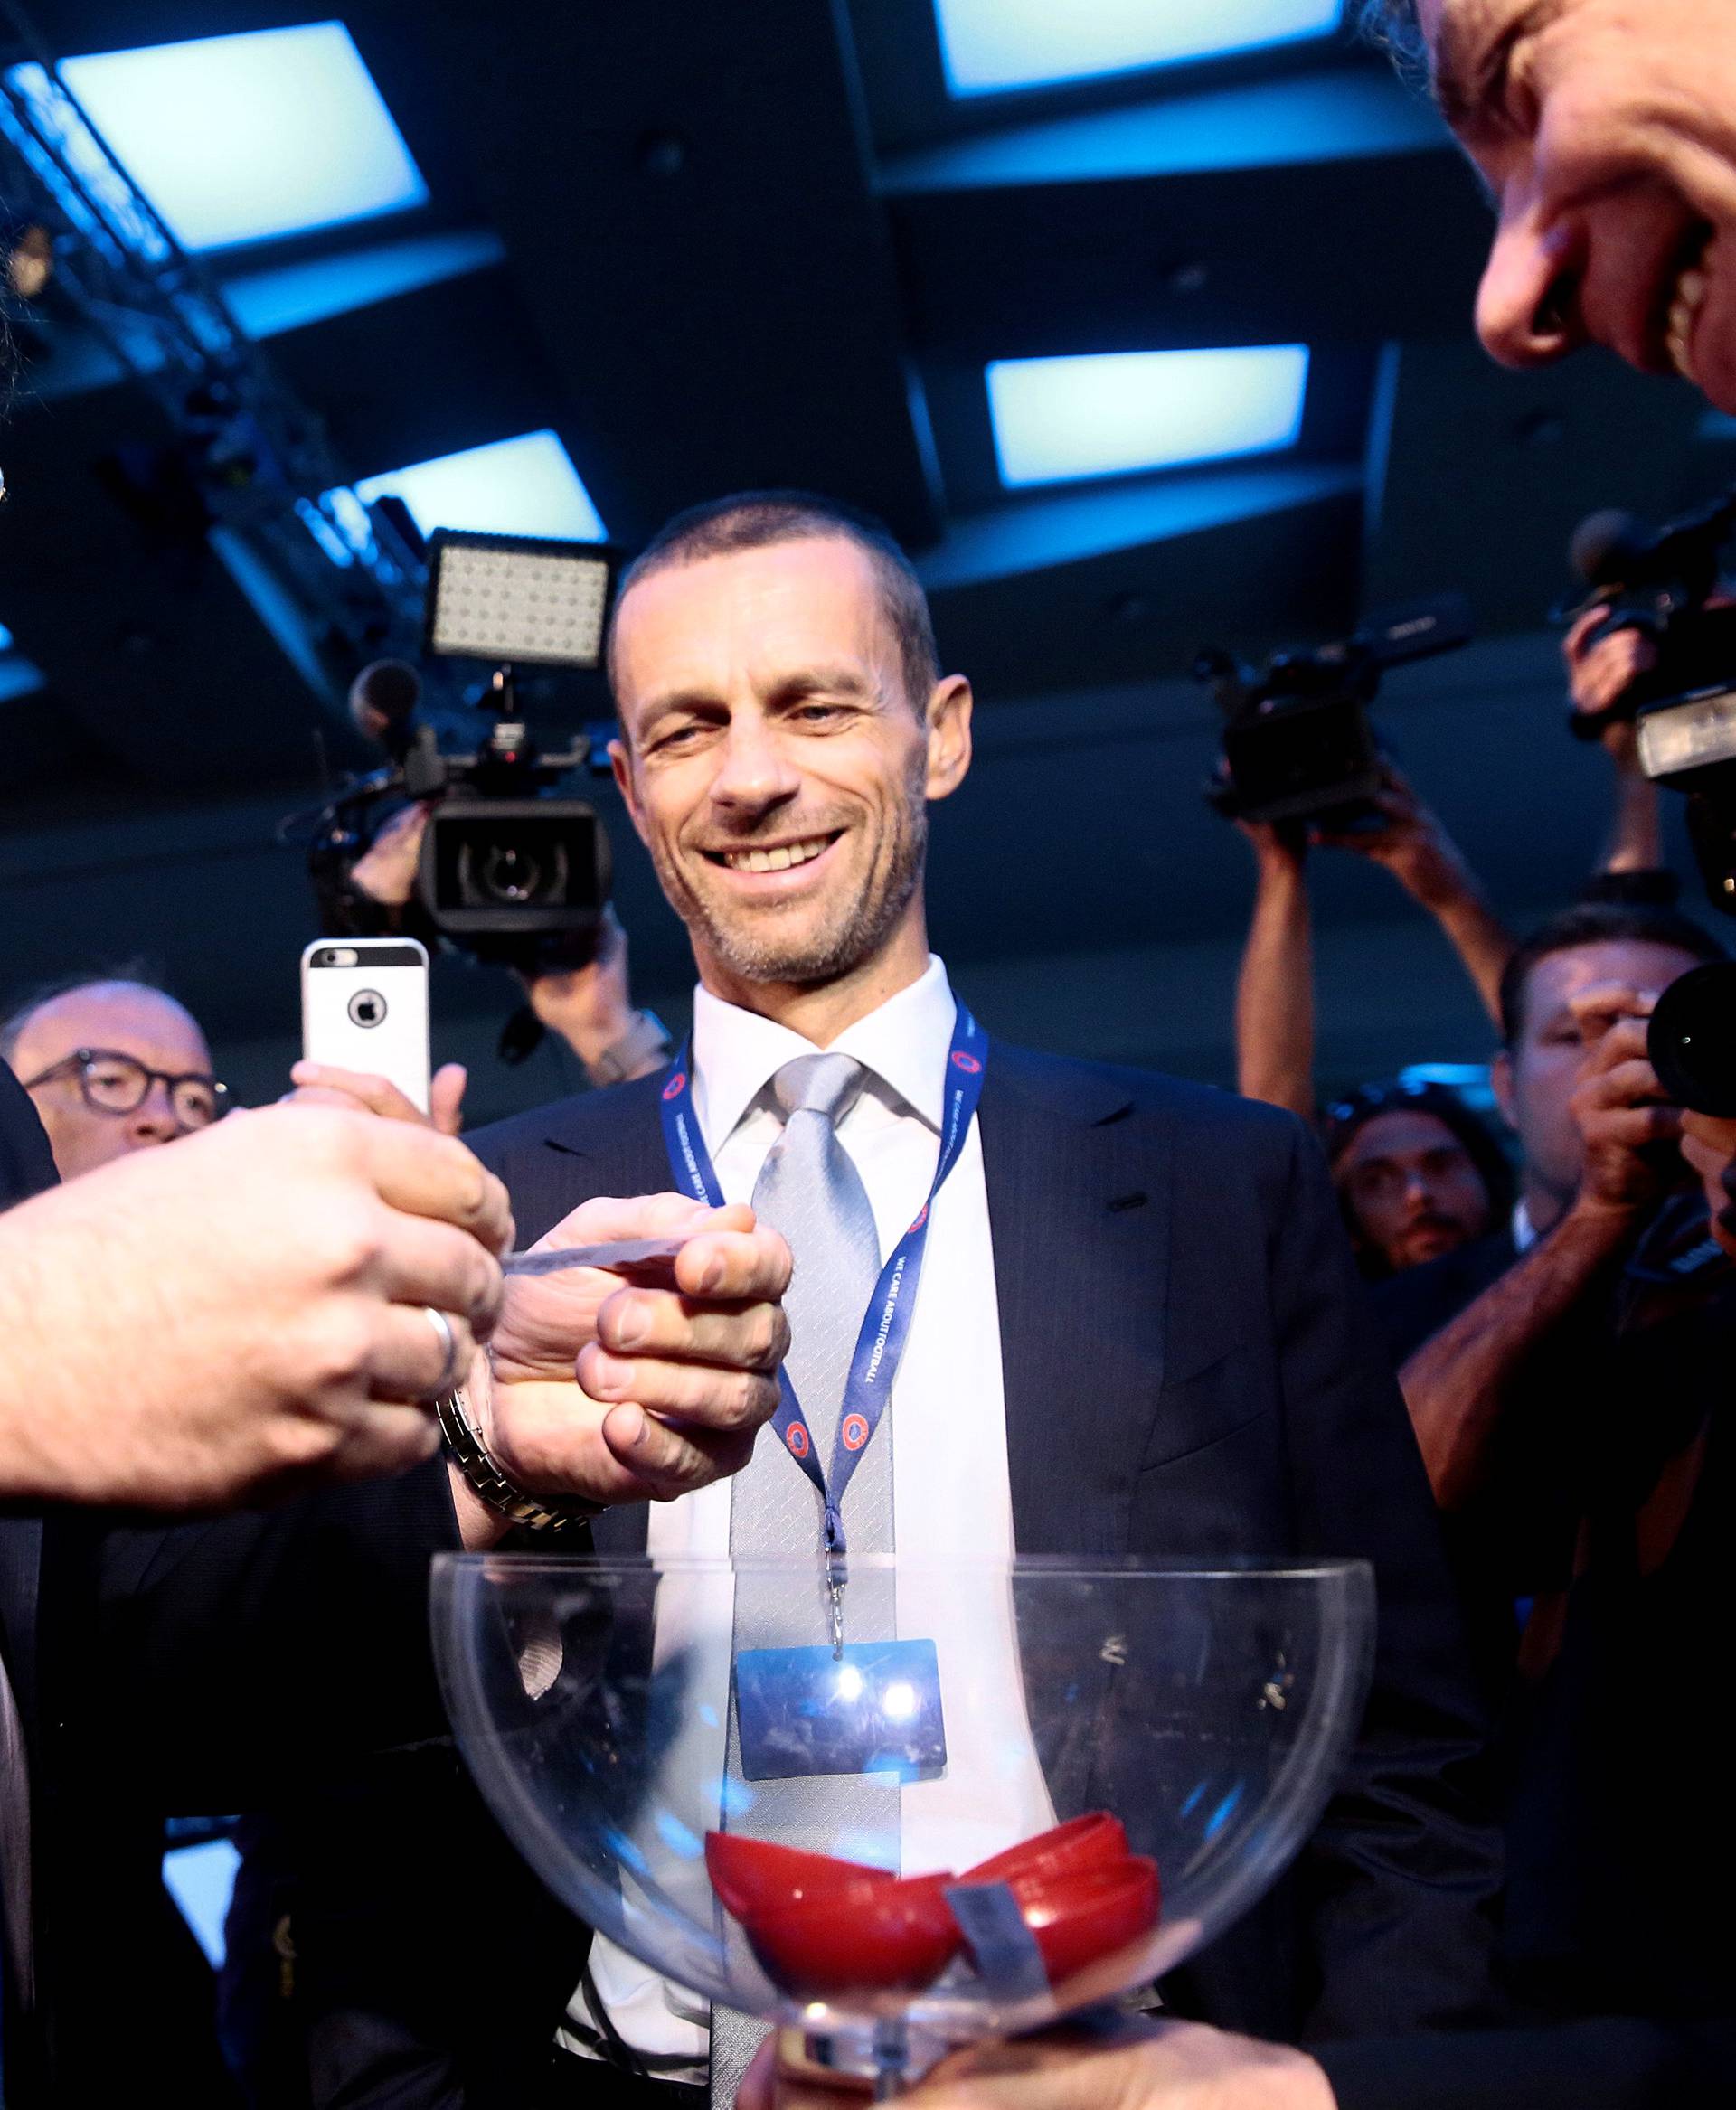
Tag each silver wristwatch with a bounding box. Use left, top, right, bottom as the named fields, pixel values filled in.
left=436, top=1386, right=604, bottom=1536
left=587, top=1008, right=674, bottom=1088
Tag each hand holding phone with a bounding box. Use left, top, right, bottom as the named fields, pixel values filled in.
left=300, top=939, right=432, bottom=1115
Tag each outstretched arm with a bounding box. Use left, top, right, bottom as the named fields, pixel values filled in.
left=1316, top=769, right=1514, bottom=1028
left=1563, top=605, right=1665, bottom=878
left=1399, top=994, right=1674, bottom=1506
left=1234, top=823, right=1316, bottom=1120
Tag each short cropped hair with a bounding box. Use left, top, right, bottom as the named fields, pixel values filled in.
left=1498, top=903, right=1728, bottom=1047
left=607, top=490, right=940, bottom=716
left=0, top=965, right=175, bottom=1068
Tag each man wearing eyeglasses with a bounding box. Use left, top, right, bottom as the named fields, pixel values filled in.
left=1, top=975, right=226, bottom=1181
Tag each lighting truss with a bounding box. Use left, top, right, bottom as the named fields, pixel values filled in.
left=0, top=5, right=425, bottom=699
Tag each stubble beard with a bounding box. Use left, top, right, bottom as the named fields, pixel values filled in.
left=655, top=784, right=929, bottom=990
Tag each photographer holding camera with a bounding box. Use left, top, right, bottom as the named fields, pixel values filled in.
left=1235, top=767, right=1514, bottom=1116
left=739, top=7, right=1736, bottom=2107
left=1234, top=772, right=1515, bottom=1276
left=743, top=903, right=1736, bottom=2104
left=337, top=797, right=672, bottom=1103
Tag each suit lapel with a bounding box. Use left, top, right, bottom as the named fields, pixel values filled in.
left=527, top=1046, right=1172, bottom=1560
left=979, top=1047, right=1171, bottom=1558
left=524, top=1076, right=671, bottom=1230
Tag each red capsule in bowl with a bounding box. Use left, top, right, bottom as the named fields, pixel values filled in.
left=704, top=1833, right=893, bottom=1921
left=1010, top=1855, right=1161, bottom=1985
left=962, top=1812, right=1129, bottom=1890
left=744, top=1872, right=961, bottom=2000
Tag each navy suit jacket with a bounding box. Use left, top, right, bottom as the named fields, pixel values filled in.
left=14, top=1042, right=1497, bottom=2105
left=467, top=1041, right=1503, bottom=2045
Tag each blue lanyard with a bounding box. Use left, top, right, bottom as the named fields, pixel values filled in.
left=657, top=1003, right=987, bottom=1559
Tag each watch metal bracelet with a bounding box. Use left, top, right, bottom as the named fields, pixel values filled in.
left=437, top=1386, right=604, bottom=1535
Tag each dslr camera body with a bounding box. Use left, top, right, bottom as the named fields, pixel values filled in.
left=1199, top=595, right=1472, bottom=831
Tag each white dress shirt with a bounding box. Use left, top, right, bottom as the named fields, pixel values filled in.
left=564, top=956, right=1053, bottom=2069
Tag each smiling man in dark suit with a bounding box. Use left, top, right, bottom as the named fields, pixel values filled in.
left=420, top=490, right=1503, bottom=2106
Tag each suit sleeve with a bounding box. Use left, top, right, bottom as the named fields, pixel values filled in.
left=61, top=1458, right=463, bottom=1813
left=1266, top=1118, right=1505, bottom=2038
left=0, top=1064, right=57, bottom=1210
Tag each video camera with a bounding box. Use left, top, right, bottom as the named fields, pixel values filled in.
left=1197, top=594, right=1472, bottom=831
left=1557, top=487, right=1736, bottom=914
left=293, top=528, right=620, bottom=974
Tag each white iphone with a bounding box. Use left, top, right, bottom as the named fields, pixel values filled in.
left=300, top=938, right=431, bottom=1113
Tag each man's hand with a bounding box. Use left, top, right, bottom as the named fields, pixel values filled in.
left=1312, top=768, right=1479, bottom=911
left=348, top=799, right=432, bottom=909
left=452, top=1193, right=791, bottom=1544
left=1679, top=1110, right=1736, bottom=1258
left=0, top=1104, right=511, bottom=1509
left=1564, top=605, right=1656, bottom=770
left=1233, top=817, right=1307, bottom=878
left=523, top=907, right=646, bottom=1074
left=288, top=1060, right=468, bottom=1137
left=740, top=2016, right=1334, bottom=2110
left=1565, top=984, right=1684, bottom=1218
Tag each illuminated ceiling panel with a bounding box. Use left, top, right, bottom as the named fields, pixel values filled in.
left=0, top=617, right=47, bottom=704
left=35, top=22, right=427, bottom=252
left=934, top=0, right=1344, bottom=98
left=986, top=345, right=1311, bottom=486
left=352, top=430, right=609, bottom=542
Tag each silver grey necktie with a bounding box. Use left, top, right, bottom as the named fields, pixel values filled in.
left=711, top=1054, right=895, bottom=2107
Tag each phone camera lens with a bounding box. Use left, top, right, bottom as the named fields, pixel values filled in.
left=348, top=990, right=387, bottom=1029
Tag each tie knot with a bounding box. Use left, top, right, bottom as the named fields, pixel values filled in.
left=770, top=1051, right=865, bottom=1126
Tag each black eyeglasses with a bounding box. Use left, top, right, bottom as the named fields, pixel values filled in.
left=22, top=1047, right=229, bottom=1132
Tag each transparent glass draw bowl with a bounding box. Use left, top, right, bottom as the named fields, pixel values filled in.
left=431, top=1554, right=1373, bottom=2084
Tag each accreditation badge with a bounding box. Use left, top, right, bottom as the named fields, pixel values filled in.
left=733, top=1638, right=947, bottom=1782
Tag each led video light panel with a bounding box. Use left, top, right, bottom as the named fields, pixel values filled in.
left=986, top=344, right=1310, bottom=486
left=355, top=430, right=607, bottom=544
left=935, top=0, right=1344, bottom=97
left=42, top=23, right=427, bottom=252
left=428, top=532, right=615, bottom=669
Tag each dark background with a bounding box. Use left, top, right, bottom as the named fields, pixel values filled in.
left=4, top=4, right=1728, bottom=1121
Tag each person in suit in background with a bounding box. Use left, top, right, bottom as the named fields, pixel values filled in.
left=278, top=489, right=1499, bottom=2109
left=763, top=3, right=1736, bottom=2098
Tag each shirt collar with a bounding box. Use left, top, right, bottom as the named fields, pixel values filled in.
left=692, top=955, right=958, bottom=1150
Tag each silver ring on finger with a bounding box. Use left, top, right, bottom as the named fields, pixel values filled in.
left=420, top=1305, right=462, bottom=1400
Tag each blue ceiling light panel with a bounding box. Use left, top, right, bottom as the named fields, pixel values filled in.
left=935, top=0, right=1344, bottom=98
left=41, top=22, right=428, bottom=252
left=986, top=345, right=1311, bottom=488
left=352, top=431, right=609, bottom=542
left=0, top=619, right=47, bottom=704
